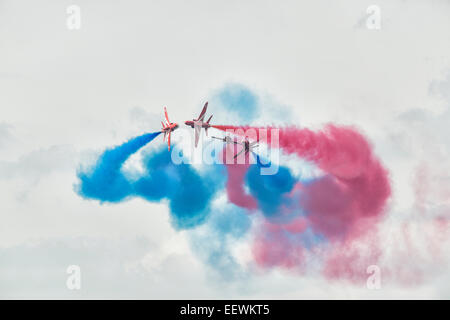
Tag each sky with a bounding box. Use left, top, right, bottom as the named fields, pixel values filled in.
left=0, top=0, right=450, bottom=299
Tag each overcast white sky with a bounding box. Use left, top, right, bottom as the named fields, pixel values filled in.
left=1, top=0, right=450, bottom=299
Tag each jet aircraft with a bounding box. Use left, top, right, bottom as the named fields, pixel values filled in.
left=185, top=102, right=213, bottom=147
left=161, top=107, right=178, bottom=151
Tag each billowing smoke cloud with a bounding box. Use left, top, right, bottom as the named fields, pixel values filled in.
left=76, top=83, right=415, bottom=284
left=212, top=123, right=391, bottom=280
left=134, top=147, right=225, bottom=229
left=77, top=132, right=161, bottom=202
left=76, top=132, right=225, bottom=229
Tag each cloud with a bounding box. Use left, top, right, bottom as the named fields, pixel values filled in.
left=214, top=83, right=259, bottom=121
left=0, top=236, right=211, bottom=299
left=0, top=145, right=76, bottom=181
left=0, top=122, right=13, bottom=148
left=189, top=205, right=252, bottom=281
left=209, top=83, right=294, bottom=126
left=76, top=132, right=227, bottom=229
left=2, top=0, right=450, bottom=299
left=430, top=71, right=450, bottom=107
left=129, top=107, right=163, bottom=132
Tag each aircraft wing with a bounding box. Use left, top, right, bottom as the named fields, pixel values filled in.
left=164, top=107, right=170, bottom=124
left=233, top=148, right=246, bottom=159
left=233, top=140, right=241, bottom=145
left=196, top=102, right=208, bottom=121
left=194, top=124, right=202, bottom=147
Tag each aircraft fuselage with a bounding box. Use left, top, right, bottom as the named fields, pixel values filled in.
left=184, top=120, right=210, bottom=129
left=163, top=123, right=179, bottom=132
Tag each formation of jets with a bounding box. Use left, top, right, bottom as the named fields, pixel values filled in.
left=160, top=103, right=258, bottom=157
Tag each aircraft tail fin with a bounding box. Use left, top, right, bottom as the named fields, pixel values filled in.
left=164, top=107, right=170, bottom=123
left=196, top=102, right=208, bottom=121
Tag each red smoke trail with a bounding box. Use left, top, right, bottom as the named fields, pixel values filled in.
left=253, top=222, right=306, bottom=270
left=214, top=124, right=391, bottom=280
left=213, top=124, right=376, bottom=180
left=220, top=143, right=258, bottom=210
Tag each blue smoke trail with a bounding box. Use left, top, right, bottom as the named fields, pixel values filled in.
left=244, top=155, right=296, bottom=218
left=76, top=131, right=226, bottom=229
left=76, top=132, right=161, bottom=202
left=135, top=148, right=226, bottom=229
left=189, top=204, right=251, bottom=280
left=74, top=85, right=328, bottom=277
left=216, top=83, right=259, bottom=121
left=246, top=164, right=296, bottom=217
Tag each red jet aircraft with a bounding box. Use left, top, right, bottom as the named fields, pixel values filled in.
left=161, top=107, right=178, bottom=151
left=185, top=102, right=213, bottom=147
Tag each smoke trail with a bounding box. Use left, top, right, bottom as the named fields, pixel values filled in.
left=219, top=144, right=258, bottom=210
left=213, top=124, right=373, bottom=179
left=76, top=131, right=226, bottom=229
left=246, top=162, right=297, bottom=218
left=189, top=204, right=252, bottom=280
left=76, top=132, right=161, bottom=202
left=75, top=84, right=395, bottom=282
left=212, top=124, right=390, bottom=220
left=73, top=82, right=450, bottom=286
left=134, top=148, right=226, bottom=229
left=213, top=124, right=391, bottom=279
